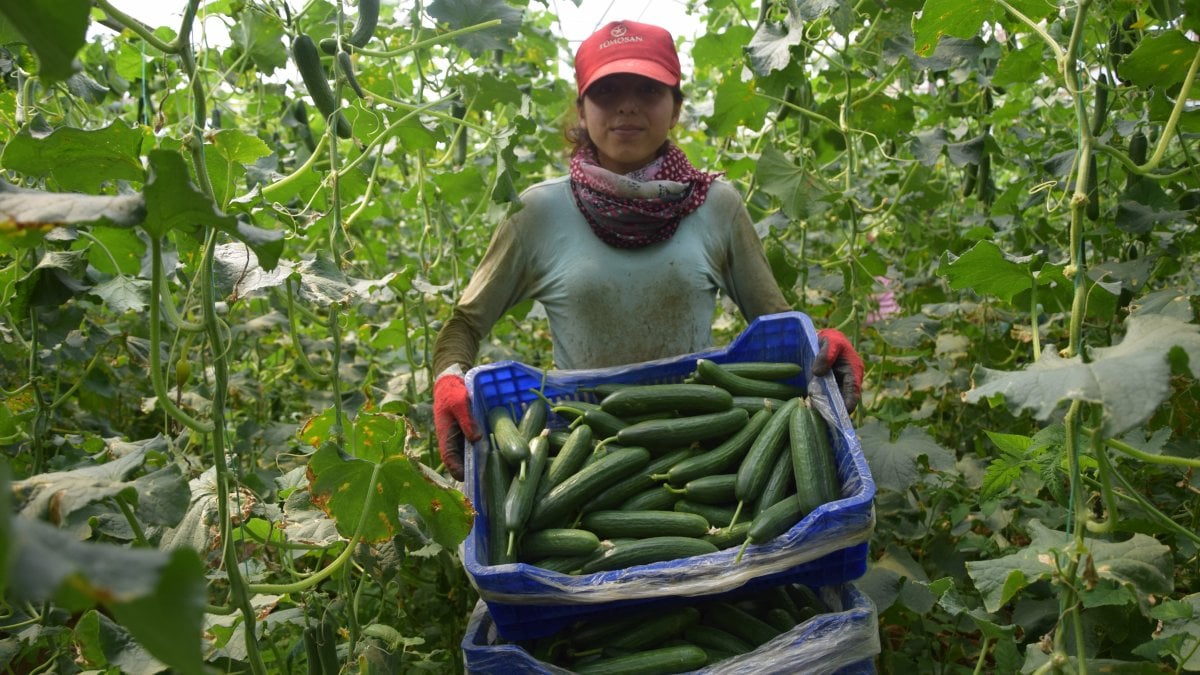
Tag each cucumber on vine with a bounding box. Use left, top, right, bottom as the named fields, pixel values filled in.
left=291, top=34, right=353, bottom=139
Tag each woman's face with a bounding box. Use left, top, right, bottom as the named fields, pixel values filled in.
left=578, top=74, right=682, bottom=174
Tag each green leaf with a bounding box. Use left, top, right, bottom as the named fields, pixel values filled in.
left=209, top=129, right=273, bottom=166
left=84, top=226, right=145, bottom=276
left=11, top=441, right=151, bottom=523
left=0, top=182, right=145, bottom=249
left=73, top=609, right=166, bottom=673
left=966, top=520, right=1172, bottom=613
left=1118, top=30, right=1200, bottom=89
left=90, top=276, right=150, bottom=314
left=307, top=411, right=473, bottom=550
left=425, top=0, right=522, bottom=55
left=940, top=240, right=1036, bottom=304
left=857, top=419, right=956, bottom=493
left=747, top=18, right=804, bottom=75
left=0, top=122, right=144, bottom=192
left=708, top=76, right=771, bottom=139
left=9, top=517, right=206, bottom=675
left=228, top=10, right=288, bottom=74
left=912, top=0, right=994, bottom=57
left=0, top=0, right=90, bottom=83
left=965, top=314, right=1200, bottom=435
left=755, top=145, right=833, bottom=221
left=142, top=150, right=237, bottom=238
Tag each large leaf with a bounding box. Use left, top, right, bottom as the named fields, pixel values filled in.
left=755, top=145, right=833, bottom=221
left=306, top=411, right=473, bottom=550
left=856, top=419, right=955, bottom=493
left=1118, top=30, right=1200, bottom=89
left=0, top=0, right=90, bottom=83
left=747, top=17, right=804, bottom=76
left=0, top=123, right=144, bottom=192
left=8, top=516, right=206, bottom=675
left=0, top=181, right=145, bottom=241
left=966, top=520, right=1173, bottom=613
left=73, top=610, right=166, bottom=674
left=228, top=9, right=288, bottom=75
left=912, top=0, right=993, bottom=57
left=966, top=314, right=1200, bottom=435
left=425, top=0, right=522, bottom=55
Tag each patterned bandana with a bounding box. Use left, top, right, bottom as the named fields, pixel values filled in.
left=569, top=144, right=722, bottom=249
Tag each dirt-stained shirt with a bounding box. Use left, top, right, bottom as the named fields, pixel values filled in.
left=432, top=175, right=791, bottom=374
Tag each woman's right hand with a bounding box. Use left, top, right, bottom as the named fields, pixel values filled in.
left=432, top=374, right=480, bottom=481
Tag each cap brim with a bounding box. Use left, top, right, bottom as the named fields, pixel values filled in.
left=579, top=59, right=680, bottom=95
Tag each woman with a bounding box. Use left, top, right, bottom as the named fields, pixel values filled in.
left=432, top=20, right=863, bottom=480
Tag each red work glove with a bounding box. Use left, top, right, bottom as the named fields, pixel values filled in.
left=433, top=374, right=480, bottom=481
left=812, top=328, right=865, bottom=413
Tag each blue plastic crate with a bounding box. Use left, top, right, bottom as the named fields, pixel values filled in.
left=462, top=312, right=877, bottom=641
left=462, top=583, right=881, bottom=674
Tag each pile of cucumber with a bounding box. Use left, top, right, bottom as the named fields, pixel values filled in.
left=512, top=582, right=833, bottom=673
left=483, top=359, right=842, bottom=572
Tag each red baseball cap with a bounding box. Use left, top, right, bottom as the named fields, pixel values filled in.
left=574, top=20, right=682, bottom=96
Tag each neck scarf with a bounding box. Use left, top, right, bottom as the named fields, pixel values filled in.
left=569, top=143, right=722, bottom=249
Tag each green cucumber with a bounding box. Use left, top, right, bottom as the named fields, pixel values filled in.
left=528, top=446, right=651, bottom=530
left=519, top=528, right=600, bottom=559
left=290, top=34, right=353, bottom=139
left=682, top=624, right=753, bottom=655
left=695, top=359, right=806, bottom=399
left=620, top=485, right=680, bottom=511
left=488, top=406, right=529, bottom=467
left=716, top=361, right=804, bottom=380
left=528, top=554, right=593, bottom=575
left=604, top=606, right=701, bottom=650
left=731, top=396, right=785, bottom=413
left=544, top=423, right=594, bottom=489
left=581, top=446, right=697, bottom=513
left=668, top=473, right=737, bottom=505
left=674, top=499, right=737, bottom=528
left=518, top=399, right=549, bottom=441
left=734, top=494, right=803, bottom=563
left=700, top=602, right=783, bottom=648
left=789, top=399, right=840, bottom=514
left=663, top=407, right=773, bottom=487
left=702, top=520, right=750, bottom=549
left=573, top=644, right=708, bottom=675
left=615, top=407, right=749, bottom=448
left=580, top=536, right=719, bottom=574
left=347, top=0, right=380, bottom=47
left=580, top=510, right=710, bottom=539
left=754, top=442, right=795, bottom=517
left=765, top=607, right=796, bottom=633
left=483, top=447, right=513, bottom=565
left=599, top=383, right=732, bottom=418
left=502, top=431, right=550, bottom=555
left=335, top=50, right=366, bottom=100
left=734, top=397, right=801, bottom=504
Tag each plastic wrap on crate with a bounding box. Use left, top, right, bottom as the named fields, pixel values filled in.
left=462, top=583, right=880, bottom=675
left=461, top=312, right=876, bottom=639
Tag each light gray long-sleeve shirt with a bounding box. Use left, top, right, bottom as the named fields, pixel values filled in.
left=433, top=175, right=790, bottom=374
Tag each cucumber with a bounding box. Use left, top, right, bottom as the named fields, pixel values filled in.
left=519, top=528, right=600, bottom=559
left=754, top=441, right=795, bottom=517
left=682, top=624, right=753, bottom=655
left=488, top=406, right=529, bottom=467
left=765, top=608, right=796, bottom=633
left=580, top=536, right=719, bottom=574
left=528, top=446, right=652, bottom=530
left=503, top=431, right=550, bottom=555
left=734, top=397, right=801, bottom=504
left=674, top=499, right=737, bottom=528
left=716, top=361, right=804, bottom=380
left=544, top=423, right=594, bottom=489
left=573, top=644, right=708, bottom=675
left=702, top=520, right=750, bottom=549
left=518, top=399, right=549, bottom=441
left=599, top=383, right=732, bottom=418
left=580, top=510, right=710, bottom=539
left=789, top=399, right=840, bottom=514
left=700, top=601, right=783, bottom=648
left=528, top=554, right=593, bottom=575
left=552, top=403, right=629, bottom=439
left=731, top=395, right=785, bottom=413
left=668, top=473, right=737, bottom=505
left=663, top=407, right=773, bottom=487
left=335, top=50, right=366, bottom=100
left=695, top=359, right=806, bottom=399
left=347, top=0, right=380, bottom=47
left=734, top=494, right=803, bottom=563
left=620, top=485, right=680, bottom=511
left=615, top=407, right=749, bottom=448
left=581, top=446, right=697, bottom=513
left=483, top=448, right=514, bottom=565
left=290, top=34, right=353, bottom=139
left=604, top=606, right=701, bottom=650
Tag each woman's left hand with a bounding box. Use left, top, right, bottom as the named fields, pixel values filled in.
left=812, top=328, right=865, bottom=413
